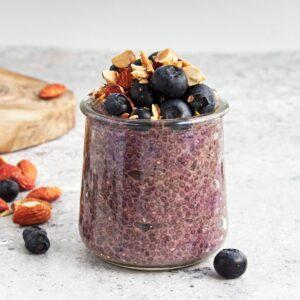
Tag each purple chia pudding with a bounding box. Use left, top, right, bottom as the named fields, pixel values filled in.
left=79, top=99, right=229, bottom=269
left=79, top=48, right=229, bottom=269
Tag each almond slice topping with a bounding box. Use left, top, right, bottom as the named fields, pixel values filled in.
left=131, top=64, right=146, bottom=71
left=131, top=69, right=149, bottom=80
left=152, top=104, right=160, bottom=119
left=181, top=59, right=192, bottom=67
left=112, top=50, right=136, bottom=68
left=173, top=60, right=183, bottom=68
left=140, top=51, right=154, bottom=72
left=155, top=48, right=178, bottom=65
left=139, top=79, right=149, bottom=84
left=183, top=66, right=206, bottom=86
left=129, top=115, right=139, bottom=120
left=102, top=70, right=119, bottom=85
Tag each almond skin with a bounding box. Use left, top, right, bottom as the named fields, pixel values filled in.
left=13, top=199, right=51, bottom=226
left=27, top=187, right=62, bottom=203
left=17, top=160, right=37, bottom=182
left=11, top=173, right=35, bottom=191
left=0, top=156, right=5, bottom=166
left=0, top=163, right=21, bottom=181
left=38, top=83, right=66, bottom=100
left=0, top=198, right=9, bottom=212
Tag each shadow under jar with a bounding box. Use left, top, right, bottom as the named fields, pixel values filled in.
left=79, top=99, right=229, bottom=270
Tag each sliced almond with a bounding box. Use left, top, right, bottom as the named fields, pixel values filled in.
left=102, top=70, right=119, bottom=85
left=155, top=48, right=178, bottom=65
left=181, top=59, right=192, bottom=67
left=131, top=69, right=149, bottom=80
left=152, top=104, right=160, bottom=119
left=173, top=60, right=183, bottom=68
left=0, top=209, right=13, bottom=217
left=139, top=79, right=149, bottom=84
left=183, top=66, right=206, bottom=86
left=140, top=51, right=154, bottom=72
left=131, top=64, right=146, bottom=71
left=112, top=50, right=136, bottom=68
left=187, top=95, right=195, bottom=103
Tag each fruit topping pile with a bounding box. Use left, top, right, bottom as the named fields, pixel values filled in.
left=90, top=48, right=220, bottom=120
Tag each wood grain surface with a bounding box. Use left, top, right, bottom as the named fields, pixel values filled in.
left=0, top=68, right=76, bottom=153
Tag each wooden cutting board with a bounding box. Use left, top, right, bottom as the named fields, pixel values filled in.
left=0, top=68, right=76, bottom=153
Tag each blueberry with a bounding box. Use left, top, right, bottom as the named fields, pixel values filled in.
left=109, top=65, right=119, bottom=71
left=23, top=228, right=50, bottom=254
left=104, top=93, right=132, bottom=116
left=151, top=65, right=188, bottom=98
left=185, top=84, right=218, bottom=114
left=214, top=249, right=247, bottom=279
left=23, top=226, right=47, bottom=240
left=130, top=82, right=154, bottom=107
left=131, top=108, right=152, bottom=119
left=160, top=99, right=192, bottom=119
left=153, top=91, right=168, bottom=104
left=0, top=179, right=19, bottom=202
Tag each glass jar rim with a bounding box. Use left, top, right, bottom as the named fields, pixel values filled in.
left=80, top=98, right=229, bottom=128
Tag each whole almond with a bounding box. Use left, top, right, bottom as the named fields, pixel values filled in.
left=13, top=199, right=51, bottom=226
left=39, top=83, right=66, bottom=100
left=27, top=187, right=62, bottom=203
left=0, top=163, right=21, bottom=181
left=17, top=160, right=37, bottom=182
left=11, top=173, right=35, bottom=191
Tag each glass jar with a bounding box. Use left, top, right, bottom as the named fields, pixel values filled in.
left=80, top=99, right=229, bottom=270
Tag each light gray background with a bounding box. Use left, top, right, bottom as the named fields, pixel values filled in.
left=0, top=0, right=300, bottom=52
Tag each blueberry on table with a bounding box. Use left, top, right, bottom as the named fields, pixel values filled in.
left=214, top=249, right=247, bottom=279
left=151, top=65, right=188, bottom=98
left=104, top=93, right=132, bottom=116
left=130, top=82, right=154, bottom=107
left=23, top=226, right=46, bottom=240
left=131, top=108, right=152, bottom=119
left=23, top=226, right=50, bottom=254
left=0, top=179, right=19, bottom=202
left=185, top=84, right=218, bottom=114
left=160, top=99, right=192, bottom=119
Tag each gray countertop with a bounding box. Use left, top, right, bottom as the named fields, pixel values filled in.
left=0, top=47, right=299, bottom=300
